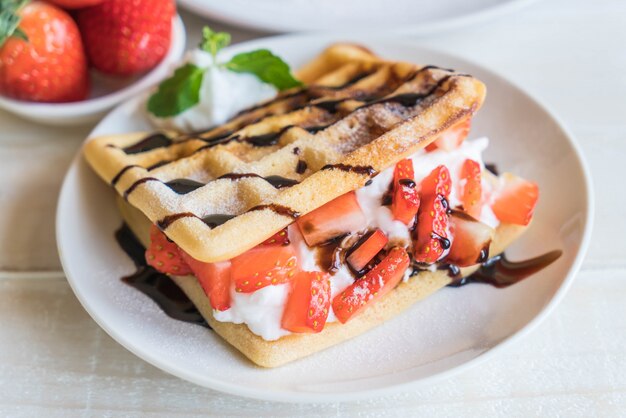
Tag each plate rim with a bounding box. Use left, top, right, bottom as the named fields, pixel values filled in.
left=56, top=33, right=594, bottom=403
left=178, top=0, right=541, bottom=35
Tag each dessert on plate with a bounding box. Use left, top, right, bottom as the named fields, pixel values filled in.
left=83, top=34, right=558, bottom=367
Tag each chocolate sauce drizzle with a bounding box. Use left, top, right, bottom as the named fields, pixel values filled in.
left=321, top=163, right=377, bottom=176
left=123, top=177, right=159, bottom=200
left=296, top=160, right=307, bottom=174
left=165, top=178, right=205, bottom=194
left=157, top=212, right=237, bottom=230
left=315, top=235, right=348, bottom=275
left=448, top=250, right=563, bottom=288
left=157, top=212, right=196, bottom=230
left=360, top=75, right=451, bottom=110
left=114, top=224, right=208, bottom=328
left=247, top=204, right=300, bottom=218
left=111, top=165, right=139, bottom=186
left=244, top=125, right=294, bottom=147
left=217, top=173, right=299, bottom=189
left=202, top=214, right=236, bottom=228
left=122, top=133, right=173, bottom=154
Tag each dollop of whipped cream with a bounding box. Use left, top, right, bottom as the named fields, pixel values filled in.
left=148, top=50, right=277, bottom=133
left=212, top=137, right=499, bottom=340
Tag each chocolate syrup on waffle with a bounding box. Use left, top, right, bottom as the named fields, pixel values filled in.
left=157, top=212, right=196, bottom=230
left=447, top=250, right=563, bottom=288
left=147, top=160, right=171, bottom=170
left=264, top=175, right=299, bottom=189
left=245, top=125, right=294, bottom=147
left=362, top=75, right=451, bottom=109
left=165, top=179, right=205, bottom=194
left=123, top=133, right=173, bottom=154
left=201, top=214, right=236, bottom=228
left=218, top=173, right=299, bottom=189
left=247, top=204, right=300, bottom=218
left=114, top=224, right=208, bottom=328
left=123, top=177, right=159, bottom=199
left=321, top=163, right=377, bottom=176
left=157, top=212, right=237, bottom=230
left=111, top=165, right=140, bottom=186
left=296, top=160, right=307, bottom=174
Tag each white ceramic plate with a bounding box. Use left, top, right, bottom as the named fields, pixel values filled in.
left=179, top=0, right=539, bottom=34
left=56, top=35, right=593, bottom=402
left=0, top=16, right=185, bottom=126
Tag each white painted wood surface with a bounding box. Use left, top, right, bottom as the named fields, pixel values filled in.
left=1, top=1, right=625, bottom=415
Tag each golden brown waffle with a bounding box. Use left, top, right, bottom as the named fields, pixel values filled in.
left=84, top=43, right=487, bottom=262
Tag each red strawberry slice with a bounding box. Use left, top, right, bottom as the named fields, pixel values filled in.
left=145, top=225, right=192, bottom=275
left=391, top=159, right=420, bottom=225
left=261, top=228, right=290, bottom=246
left=491, top=173, right=539, bottom=226
left=281, top=271, right=331, bottom=333
left=179, top=252, right=231, bottom=311
left=296, top=191, right=367, bottom=246
left=333, top=247, right=409, bottom=324
left=414, top=165, right=451, bottom=264
left=460, top=159, right=483, bottom=218
left=426, top=118, right=472, bottom=152
left=446, top=211, right=494, bottom=267
left=346, top=229, right=389, bottom=273
left=231, top=245, right=298, bottom=293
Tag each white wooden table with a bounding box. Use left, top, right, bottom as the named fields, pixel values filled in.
left=1, top=1, right=625, bottom=416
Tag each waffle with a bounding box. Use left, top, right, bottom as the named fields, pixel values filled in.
left=84, top=43, right=487, bottom=262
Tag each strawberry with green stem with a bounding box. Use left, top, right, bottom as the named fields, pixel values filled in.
left=0, top=0, right=89, bottom=102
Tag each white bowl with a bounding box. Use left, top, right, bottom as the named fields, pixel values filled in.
left=0, top=16, right=186, bottom=126
left=57, top=35, right=593, bottom=402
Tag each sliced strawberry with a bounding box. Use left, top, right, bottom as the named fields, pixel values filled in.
left=261, top=228, right=290, bottom=246
left=231, top=245, right=298, bottom=293
left=180, top=252, right=231, bottom=311
left=333, top=247, right=409, bottom=324
left=296, top=192, right=367, bottom=246
left=446, top=211, right=494, bottom=267
left=460, top=159, right=483, bottom=218
left=391, top=159, right=420, bottom=225
left=346, top=229, right=389, bottom=272
left=426, top=118, right=472, bottom=152
left=145, top=225, right=192, bottom=275
left=491, top=173, right=539, bottom=226
left=414, top=166, right=452, bottom=264
left=281, top=271, right=331, bottom=333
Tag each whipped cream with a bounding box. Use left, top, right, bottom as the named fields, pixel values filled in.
left=213, top=137, right=498, bottom=340
left=149, top=50, right=277, bottom=133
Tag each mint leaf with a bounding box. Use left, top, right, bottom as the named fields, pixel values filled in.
left=225, top=49, right=302, bottom=91
left=199, top=26, right=230, bottom=60
left=147, top=63, right=205, bottom=117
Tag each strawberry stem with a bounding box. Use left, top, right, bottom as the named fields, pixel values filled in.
left=0, top=0, right=28, bottom=48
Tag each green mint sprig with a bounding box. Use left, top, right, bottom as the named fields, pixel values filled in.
left=147, top=26, right=302, bottom=118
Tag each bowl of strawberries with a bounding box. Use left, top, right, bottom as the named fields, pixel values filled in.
left=0, top=0, right=185, bottom=125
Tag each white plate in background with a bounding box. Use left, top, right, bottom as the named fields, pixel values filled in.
left=56, top=34, right=592, bottom=402
left=179, top=0, right=539, bottom=34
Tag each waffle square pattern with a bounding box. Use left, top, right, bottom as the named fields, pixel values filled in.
left=84, top=44, right=486, bottom=262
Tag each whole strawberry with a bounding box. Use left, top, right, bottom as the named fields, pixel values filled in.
left=76, top=0, right=175, bottom=76
left=0, top=0, right=89, bottom=102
